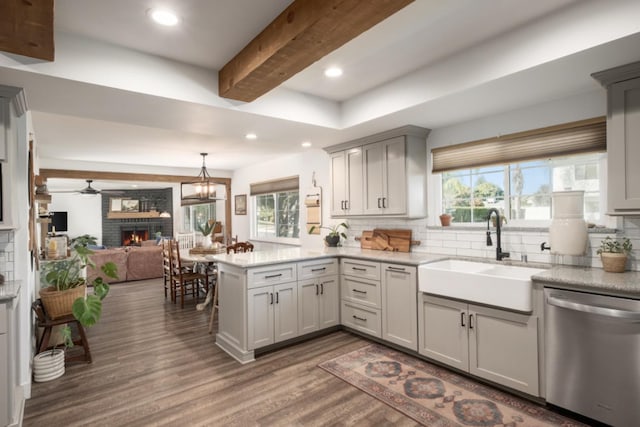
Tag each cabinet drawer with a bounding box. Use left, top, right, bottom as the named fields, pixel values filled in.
left=297, top=258, right=338, bottom=280
left=247, top=263, right=297, bottom=289
left=341, top=301, right=381, bottom=338
left=342, top=275, right=381, bottom=309
left=341, top=259, right=380, bottom=280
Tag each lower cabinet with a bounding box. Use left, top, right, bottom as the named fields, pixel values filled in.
left=247, top=282, right=298, bottom=350
left=381, top=263, right=417, bottom=351
left=419, top=294, right=540, bottom=396
left=298, top=275, right=339, bottom=334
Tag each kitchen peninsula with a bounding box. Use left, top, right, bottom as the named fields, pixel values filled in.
left=213, top=247, right=444, bottom=363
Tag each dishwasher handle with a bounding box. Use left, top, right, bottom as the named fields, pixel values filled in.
left=547, top=295, right=640, bottom=320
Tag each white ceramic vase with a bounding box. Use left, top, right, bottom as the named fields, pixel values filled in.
left=549, top=191, right=588, bottom=255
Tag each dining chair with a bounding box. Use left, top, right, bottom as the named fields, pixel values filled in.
left=161, top=239, right=172, bottom=300
left=175, top=232, right=196, bottom=250
left=169, top=240, right=209, bottom=308
left=226, top=241, right=254, bottom=254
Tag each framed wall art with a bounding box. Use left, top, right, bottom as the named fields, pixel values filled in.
left=235, top=194, right=247, bottom=215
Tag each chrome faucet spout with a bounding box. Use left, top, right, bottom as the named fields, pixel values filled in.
left=486, top=208, right=510, bottom=261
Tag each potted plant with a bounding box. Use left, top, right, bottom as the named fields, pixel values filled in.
left=197, top=219, right=215, bottom=247
left=309, top=222, right=349, bottom=247
left=597, top=236, right=633, bottom=273
left=40, top=235, right=117, bottom=326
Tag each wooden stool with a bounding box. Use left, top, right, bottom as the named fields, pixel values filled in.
left=31, top=299, right=92, bottom=363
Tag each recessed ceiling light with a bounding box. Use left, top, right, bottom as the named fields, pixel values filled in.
left=301, top=141, right=312, bottom=148
left=148, top=8, right=179, bottom=26
left=245, top=133, right=257, bottom=140
left=324, top=67, right=343, bottom=78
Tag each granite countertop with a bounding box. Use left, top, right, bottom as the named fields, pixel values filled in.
left=0, top=281, right=21, bottom=302
left=212, top=247, right=447, bottom=268
left=533, top=266, right=640, bottom=298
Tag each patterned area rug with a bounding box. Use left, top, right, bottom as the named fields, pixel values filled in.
left=319, top=344, right=586, bottom=427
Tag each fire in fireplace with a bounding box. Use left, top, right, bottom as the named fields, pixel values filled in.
left=122, top=229, right=149, bottom=246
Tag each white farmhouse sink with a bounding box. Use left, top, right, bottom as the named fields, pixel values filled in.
left=418, top=260, right=545, bottom=312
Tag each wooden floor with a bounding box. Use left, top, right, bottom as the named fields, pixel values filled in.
left=24, top=279, right=420, bottom=427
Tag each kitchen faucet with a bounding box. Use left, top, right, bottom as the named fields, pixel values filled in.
left=486, top=208, right=510, bottom=261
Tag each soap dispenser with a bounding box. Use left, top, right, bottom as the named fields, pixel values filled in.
left=548, top=190, right=588, bottom=255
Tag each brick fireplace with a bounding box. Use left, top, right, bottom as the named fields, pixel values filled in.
left=101, top=188, right=173, bottom=247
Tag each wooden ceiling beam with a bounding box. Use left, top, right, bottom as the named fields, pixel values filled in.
left=0, top=0, right=54, bottom=61
left=39, top=169, right=231, bottom=186
left=218, top=0, right=414, bottom=102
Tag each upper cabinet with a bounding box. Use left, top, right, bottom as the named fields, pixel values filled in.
left=0, top=99, right=7, bottom=161
left=330, top=149, right=364, bottom=216
left=592, top=62, right=640, bottom=215
left=326, top=126, right=430, bottom=218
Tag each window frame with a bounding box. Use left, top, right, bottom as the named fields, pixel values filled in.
left=432, top=153, right=611, bottom=228
left=250, top=189, right=301, bottom=245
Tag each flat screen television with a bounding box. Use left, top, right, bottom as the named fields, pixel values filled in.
left=48, top=211, right=68, bottom=233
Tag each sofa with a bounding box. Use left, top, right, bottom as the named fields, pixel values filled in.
left=86, top=242, right=163, bottom=284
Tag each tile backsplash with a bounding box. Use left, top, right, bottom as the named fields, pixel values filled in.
left=342, top=217, right=639, bottom=272
left=0, top=231, right=15, bottom=281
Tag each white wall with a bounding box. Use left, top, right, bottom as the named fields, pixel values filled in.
left=231, top=148, right=332, bottom=248
left=48, top=193, right=103, bottom=243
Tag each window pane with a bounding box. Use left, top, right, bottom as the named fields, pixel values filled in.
left=276, top=191, right=300, bottom=238
left=443, top=153, right=602, bottom=223
left=255, top=194, right=275, bottom=238
left=253, top=190, right=300, bottom=239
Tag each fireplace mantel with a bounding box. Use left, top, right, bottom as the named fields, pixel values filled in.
left=107, top=211, right=160, bottom=219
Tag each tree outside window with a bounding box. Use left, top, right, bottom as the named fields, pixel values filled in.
left=254, top=190, right=299, bottom=239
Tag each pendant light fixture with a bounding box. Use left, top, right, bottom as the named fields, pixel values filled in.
left=181, top=153, right=226, bottom=204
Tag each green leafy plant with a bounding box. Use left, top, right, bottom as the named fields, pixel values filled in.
left=41, top=235, right=117, bottom=346
left=308, top=222, right=349, bottom=240
left=596, top=236, right=633, bottom=255
left=197, top=219, right=215, bottom=236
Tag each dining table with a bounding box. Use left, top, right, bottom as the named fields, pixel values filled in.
left=180, top=246, right=226, bottom=311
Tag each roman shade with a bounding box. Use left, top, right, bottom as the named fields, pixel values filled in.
left=431, top=117, right=606, bottom=174
left=250, top=176, right=299, bottom=196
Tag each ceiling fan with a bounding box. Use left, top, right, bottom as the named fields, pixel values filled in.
left=46, top=179, right=125, bottom=196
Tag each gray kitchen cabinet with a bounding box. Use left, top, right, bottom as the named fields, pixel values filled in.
left=1, top=289, right=20, bottom=427
left=330, top=149, right=363, bottom=216
left=592, top=61, right=640, bottom=214
left=340, top=258, right=382, bottom=338
left=381, top=263, right=417, bottom=351
left=0, top=99, right=7, bottom=161
left=326, top=126, right=430, bottom=218
left=298, top=276, right=339, bottom=334
left=247, top=281, right=298, bottom=350
left=419, top=294, right=540, bottom=396
left=607, top=77, right=640, bottom=213
left=363, top=137, right=406, bottom=215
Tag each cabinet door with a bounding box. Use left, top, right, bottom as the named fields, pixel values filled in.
left=0, top=100, right=7, bottom=161
left=363, top=142, right=384, bottom=214
left=0, top=332, right=7, bottom=427
left=330, top=151, right=347, bottom=216
left=468, top=304, right=539, bottom=395
left=346, top=147, right=364, bottom=215
left=381, top=263, right=417, bottom=350
left=319, top=275, right=339, bottom=328
left=381, top=137, right=406, bottom=215
left=418, top=294, right=468, bottom=371
left=298, top=279, right=320, bottom=335
left=608, top=78, right=640, bottom=212
left=273, top=282, right=298, bottom=343
left=247, top=287, right=274, bottom=350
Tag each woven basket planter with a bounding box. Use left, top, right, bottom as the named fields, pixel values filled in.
left=600, top=253, right=627, bottom=273
left=40, top=284, right=86, bottom=319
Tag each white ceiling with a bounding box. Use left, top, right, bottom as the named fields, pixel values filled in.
left=1, top=0, right=640, bottom=192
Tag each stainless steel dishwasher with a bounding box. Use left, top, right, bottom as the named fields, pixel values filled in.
left=545, top=288, right=640, bottom=426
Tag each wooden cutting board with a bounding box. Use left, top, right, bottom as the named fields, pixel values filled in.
left=372, top=229, right=412, bottom=252
left=360, top=230, right=374, bottom=250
